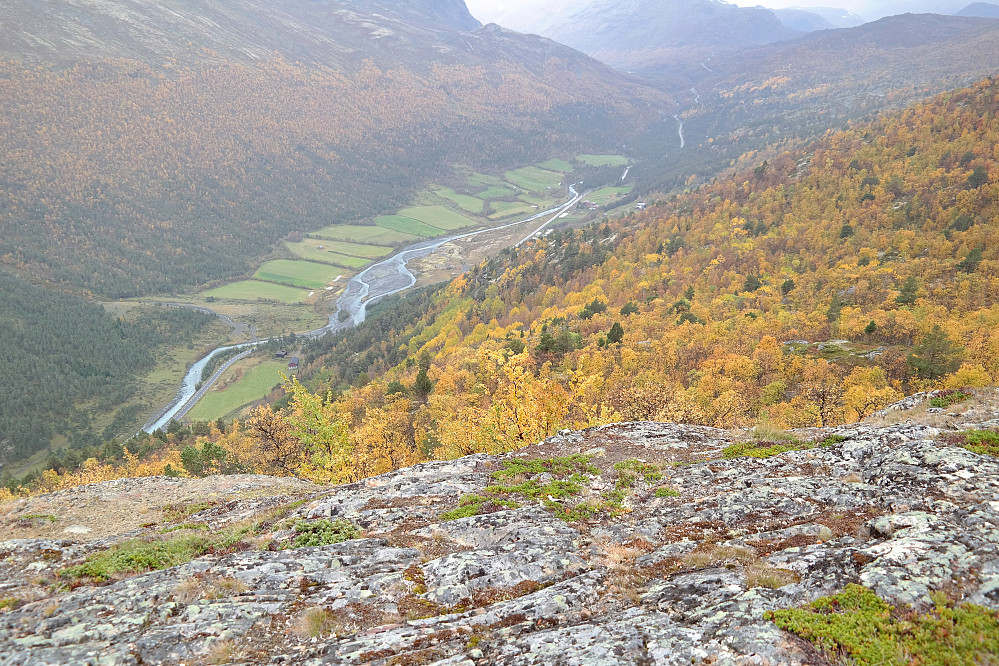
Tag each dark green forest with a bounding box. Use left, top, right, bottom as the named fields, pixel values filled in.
left=0, top=269, right=216, bottom=463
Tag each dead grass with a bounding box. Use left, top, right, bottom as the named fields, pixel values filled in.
left=595, top=540, right=647, bottom=571
left=682, top=544, right=757, bottom=570
left=171, top=575, right=249, bottom=605
left=745, top=563, right=801, bottom=589
left=291, top=606, right=344, bottom=639
left=204, top=639, right=238, bottom=665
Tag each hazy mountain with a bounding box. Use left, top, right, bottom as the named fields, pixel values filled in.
left=773, top=8, right=836, bottom=31
left=772, top=6, right=865, bottom=30
left=627, top=13, right=999, bottom=192
left=788, top=6, right=866, bottom=27
left=955, top=2, right=999, bottom=17
left=465, top=0, right=800, bottom=71
left=849, top=0, right=967, bottom=19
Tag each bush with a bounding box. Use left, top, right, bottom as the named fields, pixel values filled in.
left=292, top=519, right=361, bottom=548
left=929, top=390, right=970, bottom=408
left=767, top=584, right=999, bottom=666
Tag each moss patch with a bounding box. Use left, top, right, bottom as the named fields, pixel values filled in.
left=723, top=435, right=846, bottom=459
left=929, top=390, right=971, bottom=409
left=60, top=528, right=250, bottom=582
left=440, top=455, right=601, bottom=522
left=439, top=494, right=520, bottom=521
left=766, top=584, right=999, bottom=666
left=943, top=429, right=999, bottom=457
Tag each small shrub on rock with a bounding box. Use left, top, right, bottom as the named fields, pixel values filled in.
left=766, top=584, right=999, bottom=666
left=929, top=390, right=971, bottom=409
left=947, top=429, right=999, bottom=457
left=723, top=435, right=845, bottom=459
left=292, top=519, right=361, bottom=547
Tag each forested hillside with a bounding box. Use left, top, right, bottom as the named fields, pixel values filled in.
left=195, top=76, right=999, bottom=484
left=0, top=270, right=217, bottom=464
left=0, top=56, right=659, bottom=298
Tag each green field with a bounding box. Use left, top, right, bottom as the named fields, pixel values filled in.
left=576, top=154, right=629, bottom=167
left=254, top=260, right=345, bottom=289
left=587, top=185, right=634, bottom=205
left=320, top=240, right=393, bottom=258
left=309, top=224, right=419, bottom=245
left=489, top=201, right=539, bottom=220
left=538, top=158, right=573, bottom=172
left=476, top=185, right=517, bottom=199
left=399, top=205, right=477, bottom=231
left=284, top=241, right=371, bottom=268
left=375, top=215, right=441, bottom=237
left=185, top=359, right=289, bottom=422
left=503, top=166, right=564, bottom=192
left=435, top=187, right=484, bottom=214
left=466, top=172, right=508, bottom=189
left=285, top=238, right=392, bottom=261
left=202, top=280, right=311, bottom=304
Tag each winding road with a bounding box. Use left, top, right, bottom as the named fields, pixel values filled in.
left=143, top=185, right=582, bottom=432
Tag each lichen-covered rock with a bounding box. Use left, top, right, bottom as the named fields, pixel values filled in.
left=2, top=390, right=999, bottom=664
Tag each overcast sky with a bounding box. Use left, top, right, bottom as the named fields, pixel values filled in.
left=465, top=0, right=970, bottom=23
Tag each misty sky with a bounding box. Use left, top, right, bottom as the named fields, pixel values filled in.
left=465, top=0, right=971, bottom=23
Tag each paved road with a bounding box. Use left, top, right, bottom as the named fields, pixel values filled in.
left=170, top=349, right=254, bottom=422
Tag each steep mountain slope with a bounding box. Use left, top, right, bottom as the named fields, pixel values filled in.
left=2, top=392, right=999, bottom=664
left=466, top=0, right=800, bottom=71
left=0, top=0, right=480, bottom=70
left=0, top=0, right=666, bottom=299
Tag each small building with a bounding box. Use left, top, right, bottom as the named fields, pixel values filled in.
left=288, top=357, right=300, bottom=370
left=275, top=350, right=287, bottom=359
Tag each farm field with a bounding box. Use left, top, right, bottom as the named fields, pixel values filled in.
left=375, top=215, right=441, bottom=237
left=309, top=224, right=420, bottom=245
left=185, top=358, right=289, bottom=422
left=284, top=240, right=372, bottom=268
left=399, top=205, right=477, bottom=231
left=311, top=240, right=394, bottom=258
left=489, top=201, right=538, bottom=220
left=503, top=166, right=563, bottom=192
left=587, top=185, right=634, bottom=205
left=202, top=280, right=311, bottom=304
left=538, top=158, right=573, bottom=172
left=465, top=172, right=508, bottom=189
left=576, top=154, right=629, bottom=167
left=476, top=185, right=517, bottom=199
left=254, top=260, right=345, bottom=289
left=434, top=187, right=484, bottom=214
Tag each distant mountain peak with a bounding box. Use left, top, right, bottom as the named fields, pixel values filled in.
left=955, top=2, right=999, bottom=18
left=467, top=0, right=800, bottom=72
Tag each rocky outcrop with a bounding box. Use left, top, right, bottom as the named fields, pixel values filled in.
left=1, top=390, right=998, bottom=664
